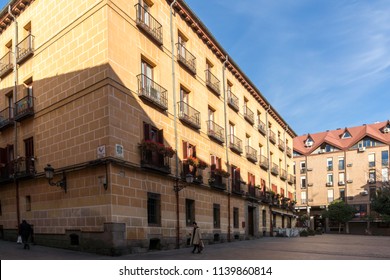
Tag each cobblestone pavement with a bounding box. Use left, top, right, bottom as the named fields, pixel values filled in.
left=1, top=234, right=390, bottom=260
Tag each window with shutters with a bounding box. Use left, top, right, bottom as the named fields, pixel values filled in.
left=140, top=122, right=169, bottom=173
left=0, top=145, right=14, bottom=180
left=182, top=141, right=197, bottom=178
left=231, top=165, right=241, bottom=194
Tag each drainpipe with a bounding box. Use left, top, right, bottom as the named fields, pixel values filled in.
left=222, top=55, right=230, bottom=242
left=9, top=5, right=20, bottom=229
left=169, top=0, right=181, bottom=249
left=265, top=106, right=271, bottom=235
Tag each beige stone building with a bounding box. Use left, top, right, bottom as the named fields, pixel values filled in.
left=0, top=0, right=296, bottom=254
left=293, top=121, right=390, bottom=235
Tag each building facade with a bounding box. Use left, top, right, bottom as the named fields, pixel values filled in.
left=0, top=0, right=296, bottom=254
left=294, top=121, right=390, bottom=235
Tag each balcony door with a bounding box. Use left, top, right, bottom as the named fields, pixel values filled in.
left=138, top=0, right=150, bottom=26
left=141, top=60, right=155, bottom=98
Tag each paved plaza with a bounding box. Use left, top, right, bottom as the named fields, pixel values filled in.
left=1, top=234, right=390, bottom=260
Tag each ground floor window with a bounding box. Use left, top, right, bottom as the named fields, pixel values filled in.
left=233, top=207, right=239, bottom=228
left=147, top=192, right=161, bottom=226
left=213, top=204, right=220, bottom=228
left=186, top=199, right=195, bottom=226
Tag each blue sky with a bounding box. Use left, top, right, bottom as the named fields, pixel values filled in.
left=1, top=0, right=389, bottom=136
left=185, top=0, right=390, bottom=136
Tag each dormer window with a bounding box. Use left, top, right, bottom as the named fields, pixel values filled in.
left=304, top=137, right=314, bottom=147
left=341, top=130, right=351, bottom=139
left=383, top=125, right=390, bottom=133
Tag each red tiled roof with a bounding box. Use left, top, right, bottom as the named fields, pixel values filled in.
left=294, top=120, right=390, bottom=155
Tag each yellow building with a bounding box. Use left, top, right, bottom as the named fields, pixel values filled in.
left=0, top=0, right=296, bottom=254
left=294, top=121, right=390, bottom=235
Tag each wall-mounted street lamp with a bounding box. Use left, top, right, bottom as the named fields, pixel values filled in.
left=174, top=173, right=194, bottom=249
left=44, top=164, right=67, bottom=193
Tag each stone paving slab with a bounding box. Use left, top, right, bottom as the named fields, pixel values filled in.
left=1, top=234, right=390, bottom=260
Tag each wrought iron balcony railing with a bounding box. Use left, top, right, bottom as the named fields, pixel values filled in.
left=286, top=146, right=292, bottom=157
left=245, top=146, right=257, bottom=163
left=271, top=163, right=279, bottom=176
left=258, top=120, right=266, bottom=135
left=13, top=157, right=36, bottom=178
left=135, top=4, right=163, bottom=45
left=17, top=34, right=35, bottom=64
left=269, top=130, right=276, bottom=144
left=15, top=95, right=35, bottom=122
left=0, top=107, right=14, bottom=131
left=229, top=134, right=242, bottom=154
left=227, top=90, right=239, bottom=112
left=178, top=101, right=201, bottom=129
left=205, top=69, right=220, bottom=96
left=140, top=149, right=171, bottom=174
left=243, top=105, right=254, bottom=125
left=231, top=179, right=243, bottom=195
left=176, top=43, right=196, bottom=75
left=278, top=139, right=285, bottom=151
left=207, top=120, right=224, bottom=143
left=0, top=51, right=13, bottom=78
left=280, top=169, right=287, bottom=180
left=259, top=155, right=269, bottom=170
left=137, top=74, right=168, bottom=110
left=288, top=174, right=295, bottom=185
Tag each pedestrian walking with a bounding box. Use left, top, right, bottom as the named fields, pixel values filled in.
left=190, top=221, right=203, bottom=254
left=19, top=220, right=32, bottom=250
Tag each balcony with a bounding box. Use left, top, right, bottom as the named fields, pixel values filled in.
left=327, top=166, right=333, bottom=171
left=326, top=182, right=333, bottom=187
left=286, top=146, right=292, bottom=157
left=17, top=34, right=35, bottom=64
left=0, top=161, right=14, bottom=183
left=135, top=4, right=163, bottom=46
left=205, top=69, right=220, bottom=96
left=247, top=185, right=261, bottom=199
left=229, top=134, right=242, bottom=154
left=178, top=101, right=201, bottom=129
left=15, top=95, right=35, bottom=122
left=140, top=149, right=171, bottom=174
left=209, top=173, right=226, bottom=191
left=258, top=120, right=266, bottom=135
left=0, top=51, right=13, bottom=78
left=227, top=90, right=239, bottom=112
left=176, top=43, right=196, bottom=75
left=338, top=181, right=345, bottom=186
left=280, top=169, right=287, bottom=180
left=207, top=120, right=224, bottom=144
left=288, top=174, right=295, bottom=185
left=231, top=179, right=243, bottom=195
left=259, top=155, right=269, bottom=170
left=278, top=139, right=285, bottom=151
left=137, top=74, right=168, bottom=110
left=269, top=130, right=276, bottom=144
left=245, top=146, right=257, bottom=163
left=0, top=107, right=14, bottom=131
left=243, top=105, right=254, bottom=125
left=13, top=157, right=36, bottom=179
left=271, top=163, right=279, bottom=176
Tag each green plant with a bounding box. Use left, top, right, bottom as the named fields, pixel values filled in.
left=300, top=229, right=308, bottom=237
left=186, top=156, right=199, bottom=166
left=307, top=228, right=316, bottom=236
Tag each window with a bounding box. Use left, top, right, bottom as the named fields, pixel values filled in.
left=338, top=157, right=345, bottom=170
left=24, top=138, right=35, bottom=172
left=213, top=204, right=220, bottom=228
left=327, top=158, right=333, bottom=171
left=327, top=189, right=334, bottom=203
left=300, top=161, right=306, bottom=173
left=338, top=172, right=345, bottom=184
left=233, top=207, right=239, bottom=228
left=208, top=107, right=214, bottom=122
left=138, top=0, right=151, bottom=25
left=142, top=123, right=165, bottom=167
left=26, top=196, right=31, bottom=211
left=300, top=176, right=306, bottom=188
left=229, top=122, right=235, bottom=142
left=231, top=165, right=241, bottom=193
left=185, top=199, right=195, bottom=226
left=382, top=150, right=389, bottom=166
left=339, top=189, right=345, bottom=201
left=183, top=141, right=197, bottom=176
left=141, top=60, right=154, bottom=93
left=368, top=153, right=376, bottom=168
left=327, top=173, right=333, bottom=185
left=262, top=209, right=266, bottom=227
left=301, top=192, right=307, bottom=204
left=369, top=170, right=376, bottom=183
left=248, top=172, right=255, bottom=186
left=178, top=33, right=187, bottom=58
left=147, top=192, right=161, bottom=226
left=382, top=168, right=388, bottom=182
left=341, top=131, right=351, bottom=138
